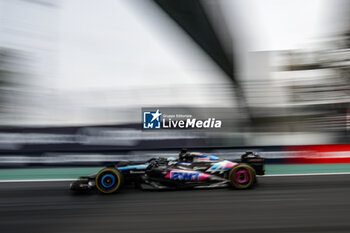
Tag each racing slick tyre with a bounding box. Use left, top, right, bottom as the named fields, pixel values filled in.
left=95, top=168, right=124, bottom=194
left=228, top=164, right=256, bottom=189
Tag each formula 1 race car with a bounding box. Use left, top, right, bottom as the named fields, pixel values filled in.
left=70, top=149, right=265, bottom=194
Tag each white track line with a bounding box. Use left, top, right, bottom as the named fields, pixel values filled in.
left=1, top=172, right=350, bottom=182
left=262, top=172, right=350, bottom=177
left=0, top=179, right=75, bottom=183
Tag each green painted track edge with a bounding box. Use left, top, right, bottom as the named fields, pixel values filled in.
left=1, top=164, right=350, bottom=181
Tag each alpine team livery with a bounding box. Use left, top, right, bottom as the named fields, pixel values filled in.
left=70, top=150, right=265, bottom=194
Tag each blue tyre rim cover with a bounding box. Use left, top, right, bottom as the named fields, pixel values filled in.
left=101, top=174, right=116, bottom=188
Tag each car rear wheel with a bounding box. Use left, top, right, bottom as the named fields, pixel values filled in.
left=228, top=164, right=255, bottom=189
left=95, top=168, right=123, bottom=194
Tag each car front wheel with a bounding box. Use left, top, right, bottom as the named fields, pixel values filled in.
left=95, top=168, right=123, bottom=194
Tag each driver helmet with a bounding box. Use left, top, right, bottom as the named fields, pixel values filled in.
left=179, top=148, right=188, bottom=160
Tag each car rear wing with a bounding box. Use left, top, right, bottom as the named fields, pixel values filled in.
left=240, top=152, right=265, bottom=175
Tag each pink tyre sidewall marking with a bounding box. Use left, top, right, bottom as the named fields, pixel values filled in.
left=234, top=170, right=250, bottom=184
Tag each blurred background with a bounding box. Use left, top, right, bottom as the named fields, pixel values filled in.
left=0, top=0, right=350, bottom=167
left=2, top=2, right=350, bottom=233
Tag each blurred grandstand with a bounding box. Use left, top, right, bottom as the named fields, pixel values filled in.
left=0, top=0, right=349, bottom=167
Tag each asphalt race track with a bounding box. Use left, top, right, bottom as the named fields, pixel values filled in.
left=1, top=175, right=350, bottom=233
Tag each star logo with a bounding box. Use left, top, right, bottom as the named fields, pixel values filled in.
left=151, top=109, right=162, bottom=122
left=143, top=109, right=162, bottom=129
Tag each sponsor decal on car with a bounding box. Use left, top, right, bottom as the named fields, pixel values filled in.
left=177, top=162, right=192, bottom=165
left=193, top=166, right=209, bottom=170
left=118, top=164, right=148, bottom=170
left=165, top=169, right=210, bottom=181
left=206, top=161, right=237, bottom=173
left=193, top=155, right=219, bottom=162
